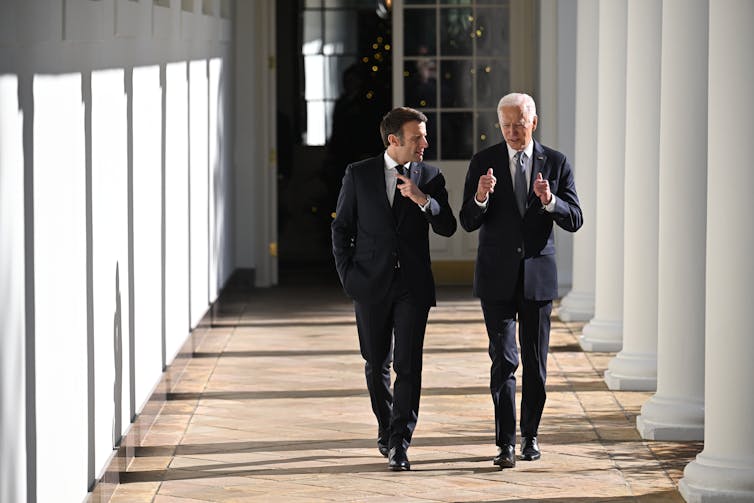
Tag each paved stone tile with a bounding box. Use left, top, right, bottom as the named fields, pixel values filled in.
left=89, top=284, right=703, bottom=502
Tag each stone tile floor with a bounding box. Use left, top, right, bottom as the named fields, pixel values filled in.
left=89, top=281, right=702, bottom=502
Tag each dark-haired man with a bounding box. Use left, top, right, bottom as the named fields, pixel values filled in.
left=332, top=107, right=456, bottom=471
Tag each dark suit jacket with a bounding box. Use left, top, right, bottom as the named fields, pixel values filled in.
left=459, top=141, right=582, bottom=302
left=332, top=155, right=457, bottom=306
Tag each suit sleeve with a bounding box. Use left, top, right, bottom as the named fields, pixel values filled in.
left=331, top=165, right=356, bottom=284
left=459, top=156, right=486, bottom=232
left=422, top=172, right=457, bottom=237
left=550, top=157, right=583, bottom=233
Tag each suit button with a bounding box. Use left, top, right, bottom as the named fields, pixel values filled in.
left=516, top=247, right=522, bottom=253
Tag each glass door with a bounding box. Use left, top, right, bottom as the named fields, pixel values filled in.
left=392, top=0, right=536, bottom=277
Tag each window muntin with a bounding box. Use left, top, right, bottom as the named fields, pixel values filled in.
left=301, top=1, right=391, bottom=146
left=402, top=0, right=510, bottom=160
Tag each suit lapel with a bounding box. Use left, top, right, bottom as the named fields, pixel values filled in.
left=412, top=161, right=430, bottom=191
left=527, top=142, right=548, bottom=209
left=368, top=156, right=391, bottom=214
left=493, top=144, right=518, bottom=214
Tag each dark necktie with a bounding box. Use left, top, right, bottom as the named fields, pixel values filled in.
left=393, top=164, right=405, bottom=207
left=392, top=164, right=406, bottom=223
left=513, top=152, right=527, bottom=215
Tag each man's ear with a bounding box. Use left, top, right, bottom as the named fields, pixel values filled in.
left=388, top=133, right=401, bottom=146
left=531, top=116, right=538, bottom=132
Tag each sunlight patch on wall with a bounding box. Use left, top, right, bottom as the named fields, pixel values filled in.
left=208, top=57, right=222, bottom=303
left=33, top=72, right=87, bottom=503
left=164, top=61, right=190, bottom=363
left=91, top=68, right=129, bottom=472
left=189, top=59, right=209, bottom=328
left=0, top=74, right=27, bottom=503
left=132, top=65, right=163, bottom=386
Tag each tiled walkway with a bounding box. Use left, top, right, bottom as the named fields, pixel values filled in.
left=90, top=278, right=702, bottom=502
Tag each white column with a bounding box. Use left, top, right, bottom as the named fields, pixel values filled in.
left=579, top=0, right=625, bottom=351
left=537, top=0, right=557, bottom=149
left=558, top=0, right=597, bottom=322
left=680, top=1, right=754, bottom=500
left=604, top=0, right=660, bottom=391
left=636, top=0, right=707, bottom=441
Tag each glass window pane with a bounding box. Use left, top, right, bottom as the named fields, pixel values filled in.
left=475, top=6, right=509, bottom=57
left=305, top=0, right=323, bottom=7
left=440, top=0, right=472, bottom=4
left=423, top=112, right=438, bottom=161
left=304, top=55, right=326, bottom=100
left=440, top=59, right=473, bottom=108
left=324, top=10, right=358, bottom=54
left=306, top=100, right=328, bottom=145
left=406, top=0, right=436, bottom=4
left=324, top=100, right=336, bottom=141
left=405, top=9, right=436, bottom=56
left=476, top=110, right=500, bottom=150
left=476, top=59, right=509, bottom=107
left=325, top=56, right=359, bottom=99
left=404, top=59, right=438, bottom=108
left=440, top=8, right=473, bottom=56
left=303, top=11, right=323, bottom=54
left=441, top=112, right=473, bottom=159
left=324, top=0, right=380, bottom=7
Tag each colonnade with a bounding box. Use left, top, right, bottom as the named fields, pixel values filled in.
left=560, top=0, right=754, bottom=500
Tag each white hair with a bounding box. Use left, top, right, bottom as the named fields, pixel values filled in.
left=497, top=93, right=537, bottom=123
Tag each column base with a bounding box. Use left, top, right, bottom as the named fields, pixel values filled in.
left=680, top=452, right=754, bottom=502
left=604, top=351, right=657, bottom=391
left=579, top=318, right=622, bottom=352
left=636, top=394, right=704, bottom=441
left=558, top=290, right=594, bottom=322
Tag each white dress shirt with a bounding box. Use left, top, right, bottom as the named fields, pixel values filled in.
left=475, top=141, right=557, bottom=212
left=383, top=152, right=438, bottom=214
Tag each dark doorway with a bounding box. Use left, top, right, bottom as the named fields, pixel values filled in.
left=276, top=0, right=392, bottom=285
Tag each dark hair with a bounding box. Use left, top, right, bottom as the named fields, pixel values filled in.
left=379, top=107, right=428, bottom=147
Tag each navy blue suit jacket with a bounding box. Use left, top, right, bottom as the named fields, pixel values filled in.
left=332, top=155, right=457, bottom=306
left=459, top=141, right=582, bottom=301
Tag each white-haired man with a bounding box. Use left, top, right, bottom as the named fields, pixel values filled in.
left=459, top=93, right=583, bottom=468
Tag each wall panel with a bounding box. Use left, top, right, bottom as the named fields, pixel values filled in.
left=0, top=74, right=27, bottom=503
left=91, top=67, right=130, bottom=476
left=33, top=73, right=88, bottom=503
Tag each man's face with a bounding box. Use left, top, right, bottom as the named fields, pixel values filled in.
left=390, top=120, right=428, bottom=164
left=499, top=105, right=537, bottom=151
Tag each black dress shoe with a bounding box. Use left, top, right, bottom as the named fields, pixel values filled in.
left=388, top=446, right=410, bottom=471
left=493, top=444, right=516, bottom=468
left=378, top=430, right=389, bottom=457
left=378, top=441, right=389, bottom=457
left=521, top=436, right=541, bottom=461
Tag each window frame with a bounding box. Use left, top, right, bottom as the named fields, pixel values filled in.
left=394, top=0, right=532, bottom=161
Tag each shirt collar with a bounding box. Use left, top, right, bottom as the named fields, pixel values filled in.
left=384, top=151, right=407, bottom=172
left=506, top=140, right=534, bottom=161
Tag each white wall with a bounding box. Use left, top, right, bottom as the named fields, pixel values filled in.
left=0, top=73, right=27, bottom=503
left=537, top=0, right=578, bottom=296
left=0, top=0, right=236, bottom=500
left=234, top=0, right=277, bottom=286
